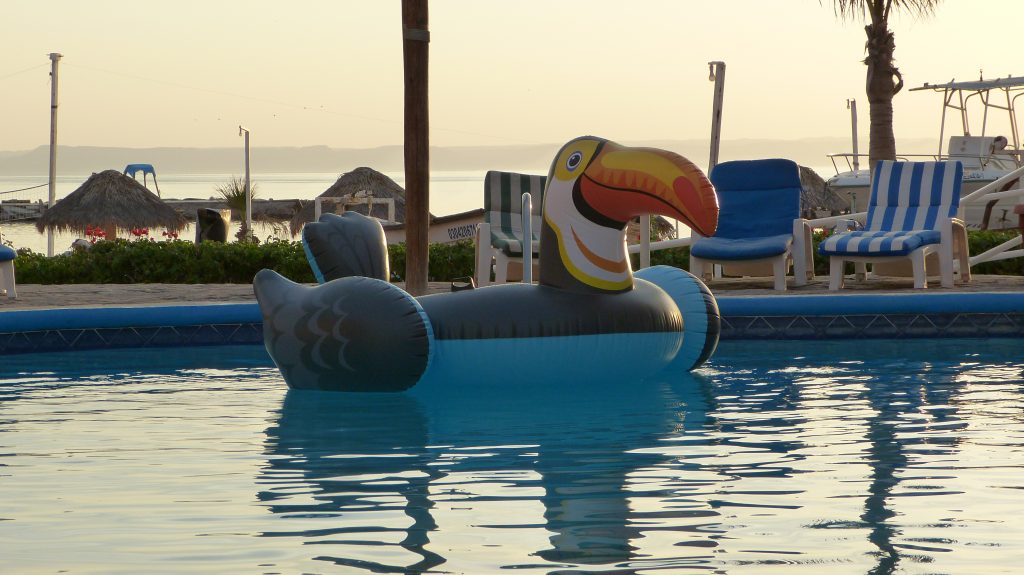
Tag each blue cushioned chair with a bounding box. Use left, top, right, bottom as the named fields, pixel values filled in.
left=690, top=159, right=812, bottom=291
left=0, top=244, right=17, bottom=299
left=819, top=160, right=967, bottom=290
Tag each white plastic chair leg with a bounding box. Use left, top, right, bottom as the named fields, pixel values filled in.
left=689, top=256, right=709, bottom=283
left=854, top=262, right=868, bottom=282
left=792, top=219, right=813, bottom=286
left=911, top=250, right=927, bottom=288
left=829, top=257, right=844, bottom=290
left=772, top=255, right=787, bottom=291
left=474, top=223, right=492, bottom=287
left=939, top=246, right=955, bottom=288
left=0, top=260, right=16, bottom=299
left=494, top=252, right=509, bottom=283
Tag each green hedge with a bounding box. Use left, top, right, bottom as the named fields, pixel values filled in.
left=12, top=238, right=479, bottom=285
left=13, top=239, right=316, bottom=284
left=10, top=230, right=1022, bottom=285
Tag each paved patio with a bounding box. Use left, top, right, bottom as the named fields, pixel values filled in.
left=1, top=275, right=1022, bottom=311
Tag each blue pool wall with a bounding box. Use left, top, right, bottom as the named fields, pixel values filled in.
left=1, top=293, right=1023, bottom=355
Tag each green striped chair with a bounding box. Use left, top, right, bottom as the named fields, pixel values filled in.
left=476, top=171, right=546, bottom=284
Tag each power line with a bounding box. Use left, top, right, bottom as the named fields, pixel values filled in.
left=0, top=63, right=47, bottom=82
left=1, top=183, right=48, bottom=196
left=67, top=61, right=544, bottom=145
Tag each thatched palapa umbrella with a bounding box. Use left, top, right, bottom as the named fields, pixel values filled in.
left=36, top=170, right=187, bottom=240
left=290, top=167, right=413, bottom=236
left=799, top=166, right=848, bottom=217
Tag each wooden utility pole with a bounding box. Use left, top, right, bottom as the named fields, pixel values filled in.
left=47, top=52, right=63, bottom=257
left=402, top=0, right=429, bottom=295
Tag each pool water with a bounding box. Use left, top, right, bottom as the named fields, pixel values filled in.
left=1, top=340, right=1022, bottom=574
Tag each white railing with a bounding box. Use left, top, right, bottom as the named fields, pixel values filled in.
left=960, top=164, right=1024, bottom=267
left=314, top=196, right=396, bottom=223
left=627, top=235, right=694, bottom=255
left=521, top=193, right=533, bottom=284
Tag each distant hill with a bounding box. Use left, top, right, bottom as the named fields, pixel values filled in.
left=0, top=138, right=936, bottom=176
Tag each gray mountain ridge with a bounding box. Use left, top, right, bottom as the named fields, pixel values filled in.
left=0, top=138, right=935, bottom=176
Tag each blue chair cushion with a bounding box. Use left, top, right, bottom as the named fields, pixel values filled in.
left=818, top=229, right=942, bottom=257
left=709, top=159, right=802, bottom=239
left=691, top=234, right=792, bottom=261
left=0, top=245, right=16, bottom=262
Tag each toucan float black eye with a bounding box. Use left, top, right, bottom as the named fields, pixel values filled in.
left=566, top=151, right=583, bottom=171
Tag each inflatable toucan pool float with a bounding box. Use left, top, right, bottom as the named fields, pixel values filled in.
left=254, top=136, right=721, bottom=391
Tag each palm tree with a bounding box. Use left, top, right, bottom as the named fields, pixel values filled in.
left=832, top=0, right=941, bottom=169
left=216, top=176, right=258, bottom=242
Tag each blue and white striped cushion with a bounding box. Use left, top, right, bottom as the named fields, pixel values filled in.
left=484, top=171, right=546, bottom=256
left=819, top=229, right=941, bottom=257
left=820, top=161, right=962, bottom=257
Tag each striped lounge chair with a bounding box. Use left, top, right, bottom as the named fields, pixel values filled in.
left=475, top=171, right=546, bottom=285
left=819, top=160, right=968, bottom=290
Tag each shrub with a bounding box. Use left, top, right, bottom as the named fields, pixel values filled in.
left=13, top=238, right=479, bottom=285
left=12, top=231, right=1022, bottom=285
left=14, top=238, right=315, bottom=284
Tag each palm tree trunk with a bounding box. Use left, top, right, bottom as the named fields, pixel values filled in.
left=863, top=22, right=903, bottom=170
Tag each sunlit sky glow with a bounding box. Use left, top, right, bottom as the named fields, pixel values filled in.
left=2, top=0, right=1021, bottom=151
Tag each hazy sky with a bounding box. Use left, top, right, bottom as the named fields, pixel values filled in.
left=2, top=0, right=1021, bottom=152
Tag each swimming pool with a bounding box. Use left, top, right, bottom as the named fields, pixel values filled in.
left=1, top=340, right=1022, bottom=573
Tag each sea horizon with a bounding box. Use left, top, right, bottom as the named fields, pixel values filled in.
left=0, top=171, right=494, bottom=254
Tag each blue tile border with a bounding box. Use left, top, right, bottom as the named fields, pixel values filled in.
left=0, top=304, right=264, bottom=355
left=715, top=292, right=1024, bottom=339
left=720, top=312, right=1024, bottom=339
left=1, top=292, right=1023, bottom=355
left=0, top=323, right=263, bottom=355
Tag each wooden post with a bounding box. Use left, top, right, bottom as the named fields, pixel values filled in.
left=402, top=0, right=429, bottom=295
left=47, top=53, right=63, bottom=257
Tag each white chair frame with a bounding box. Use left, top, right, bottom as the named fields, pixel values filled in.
left=828, top=217, right=966, bottom=290
left=690, top=219, right=814, bottom=292
left=1, top=258, right=17, bottom=299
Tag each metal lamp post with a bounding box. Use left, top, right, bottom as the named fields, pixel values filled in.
left=47, top=52, right=63, bottom=256
left=238, top=126, right=251, bottom=241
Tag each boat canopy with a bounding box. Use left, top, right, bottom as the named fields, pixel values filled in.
left=905, top=74, right=1024, bottom=160
left=911, top=76, right=1024, bottom=92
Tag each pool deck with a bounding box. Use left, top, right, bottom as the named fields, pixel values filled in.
left=2, top=275, right=1023, bottom=310
left=0, top=272, right=1019, bottom=308
left=0, top=276, right=1022, bottom=354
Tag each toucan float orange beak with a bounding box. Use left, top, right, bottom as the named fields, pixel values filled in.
left=579, top=142, right=719, bottom=237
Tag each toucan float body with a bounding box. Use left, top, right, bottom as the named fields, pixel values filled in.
left=254, top=137, right=721, bottom=391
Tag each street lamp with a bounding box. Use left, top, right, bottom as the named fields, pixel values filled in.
left=238, top=126, right=251, bottom=241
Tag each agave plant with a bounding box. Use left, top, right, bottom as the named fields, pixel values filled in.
left=216, top=176, right=258, bottom=242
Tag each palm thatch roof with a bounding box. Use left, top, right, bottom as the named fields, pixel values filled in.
left=290, top=167, right=413, bottom=236
left=799, top=165, right=848, bottom=217
left=35, top=170, right=187, bottom=234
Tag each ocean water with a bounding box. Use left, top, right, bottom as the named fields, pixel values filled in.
left=0, top=171, right=488, bottom=253
left=1, top=339, right=1022, bottom=574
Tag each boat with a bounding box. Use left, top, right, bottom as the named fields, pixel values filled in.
left=826, top=75, right=1024, bottom=229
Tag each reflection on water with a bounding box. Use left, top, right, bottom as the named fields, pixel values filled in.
left=255, top=339, right=1024, bottom=574
left=1, top=340, right=1023, bottom=573
left=260, top=372, right=712, bottom=572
